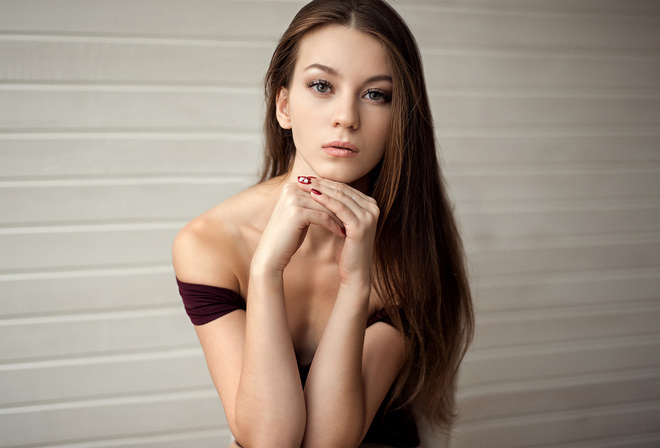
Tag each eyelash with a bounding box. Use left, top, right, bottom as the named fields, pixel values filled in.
left=308, top=79, right=332, bottom=94
left=365, top=88, right=391, bottom=103
left=307, top=80, right=391, bottom=103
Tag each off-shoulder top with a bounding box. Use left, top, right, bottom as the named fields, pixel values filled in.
left=176, top=278, right=419, bottom=447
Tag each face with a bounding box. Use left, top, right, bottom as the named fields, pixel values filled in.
left=276, top=25, right=393, bottom=185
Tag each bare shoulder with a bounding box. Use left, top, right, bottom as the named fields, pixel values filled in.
left=172, top=179, right=280, bottom=292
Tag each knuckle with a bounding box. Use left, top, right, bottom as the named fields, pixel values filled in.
left=282, top=194, right=297, bottom=206
left=281, top=194, right=302, bottom=211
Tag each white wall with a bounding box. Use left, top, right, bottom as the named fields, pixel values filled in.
left=1, top=1, right=659, bottom=446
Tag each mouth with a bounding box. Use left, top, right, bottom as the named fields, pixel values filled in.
left=322, top=141, right=359, bottom=157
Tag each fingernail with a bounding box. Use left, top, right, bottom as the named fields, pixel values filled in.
left=311, top=189, right=322, bottom=195
left=297, top=176, right=316, bottom=184
left=341, top=227, right=346, bottom=236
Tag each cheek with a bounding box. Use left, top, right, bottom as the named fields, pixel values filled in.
left=289, top=96, right=324, bottom=132
left=369, top=111, right=391, bottom=150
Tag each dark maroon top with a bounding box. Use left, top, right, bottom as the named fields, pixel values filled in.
left=176, top=278, right=419, bottom=447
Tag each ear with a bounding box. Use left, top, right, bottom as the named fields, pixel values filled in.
left=275, top=87, right=292, bottom=129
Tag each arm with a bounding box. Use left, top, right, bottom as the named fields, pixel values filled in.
left=233, top=266, right=305, bottom=446
left=302, top=285, right=406, bottom=448
left=297, top=179, right=406, bottom=448
left=173, top=219, right=304, bottom=447
left=173, top=185, right=346, bottom=447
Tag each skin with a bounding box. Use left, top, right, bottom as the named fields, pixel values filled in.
left=172, top=25, right=405, bottom=448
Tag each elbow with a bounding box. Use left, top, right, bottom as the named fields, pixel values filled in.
left=301, top=416, right=365, bottom=448
left=233, top=412, right=306, bottom=448
left=234, top=429, right=305, bottom=448
left=235, top=434, right=303, bottom=448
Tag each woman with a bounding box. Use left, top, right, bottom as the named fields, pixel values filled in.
left=172, top=1, right=474, bottom=446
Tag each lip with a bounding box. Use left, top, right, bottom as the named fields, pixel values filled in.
left=322, top=140, right=359, bottom=158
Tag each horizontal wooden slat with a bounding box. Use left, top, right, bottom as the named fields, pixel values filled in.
left=0, top=181, right=248, bottom=225
left=457, top=201, right=660, bottom=240
left=457, top=368, right=660, bottom=423
left=440, top=134, right=660, bottom=168
left=470, top=237, right=660, bottom=277
left=430, top=93, right=660, bottom=130
left=0, top=136, right=262, bottom=179
left=0, top=348, right=210, bottom=406
left=473, top=304, right=660, bottom=350
left=474, top=267, right=660, bottom=312
left=0, top=39, right=273, bottom=86
left=0, top=269, right=179, bottom=316
left=43, top=428, right=234, bottom=448
left=422, top=50, right=660, bottom=91
left=0, top=227, right=176, bottom=271
left=0, top=0, right=301, bottom=41
left=451, top=401, right=660, bottom=447
left=554, top=434, right=660, bottom=448
left=0, top=391, right=227, bottom=447
left=448, top=0, right=660, bottom=17
left=459, top=336, right=660, bottom=388
left=2, top=89, right=659, bottom=131
left=0, top=309, right=196, bottom=361
left=0, top=89, right=263, bottom=132
left=447, top=169, right=660, bottom=203
left=403, top=5, right=660, bottom=53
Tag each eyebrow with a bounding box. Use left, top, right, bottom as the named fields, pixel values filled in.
left=304, top=63, right=393, bottom=84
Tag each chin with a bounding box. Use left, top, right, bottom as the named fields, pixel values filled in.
left=316, top=169, right=361, bottom=184
left=319, top=168, right=373, bottom=191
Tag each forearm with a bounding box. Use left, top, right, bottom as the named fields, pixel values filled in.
left=301, top=281, right=370, bottom=447
left=234, top=268, right=306, bottom=446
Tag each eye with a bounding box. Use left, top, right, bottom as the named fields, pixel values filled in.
left=308, top=80, right=332, bottom=94
left=364, top=89, right=391, bottom=103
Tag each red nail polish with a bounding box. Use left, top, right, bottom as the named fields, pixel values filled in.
left=311, top=189, right=322, bottom=195
left=341, top=227, right=346, bottom=236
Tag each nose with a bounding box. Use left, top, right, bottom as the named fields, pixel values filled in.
left=332, top=94, right=359, bottom=130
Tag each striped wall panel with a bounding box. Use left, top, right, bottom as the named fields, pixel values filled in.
left=0, top=0, right=658, bottom=446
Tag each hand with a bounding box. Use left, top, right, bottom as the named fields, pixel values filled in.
left=297, top=177, right=380, bottom=286
left=251, top=179, right=345, bottom=275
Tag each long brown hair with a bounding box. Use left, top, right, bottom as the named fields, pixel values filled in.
left=262, top=0, right=474, bottom=432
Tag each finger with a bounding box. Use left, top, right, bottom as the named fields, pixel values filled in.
left=307, top=188, right=378, bottom=238
left=316, top=178, right=378, bottom=206
left=309, top=181, right=380, bottom=226
left=297, top=177, right=365, bottom=217
left=299, top=208, right=345, bottom=237
left=312, top=185, right=363, bottom=220
left=285, top=182, right=345, bottom=229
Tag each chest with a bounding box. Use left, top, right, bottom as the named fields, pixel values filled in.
left=280, top=260, right=382, bottom=366
left=282, top=260, right=338, bottom=365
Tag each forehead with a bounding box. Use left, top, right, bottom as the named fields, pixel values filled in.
left=295, top=25, right=391, bottom=77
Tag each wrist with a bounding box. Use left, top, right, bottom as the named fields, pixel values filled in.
left=337, top=279, right=371, bottom=302
left=339, top=270, right=371, bottom=291
left=250, top=255, right=285, bottom=286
